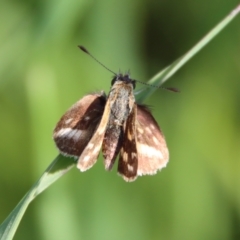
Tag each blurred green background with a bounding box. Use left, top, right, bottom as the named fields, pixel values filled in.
left=0, top=0, right=240, bottom=239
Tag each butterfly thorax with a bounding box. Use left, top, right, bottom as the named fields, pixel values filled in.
left=102, top=74, right=136, bottom=169
left=108, top=74, right=135, bottom=124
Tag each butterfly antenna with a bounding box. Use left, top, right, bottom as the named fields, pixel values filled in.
left=78, top=45, right=117, bottom=75
left=135, top=79, right=180, bottom=93
left=79, top=45, right=179, bottom=93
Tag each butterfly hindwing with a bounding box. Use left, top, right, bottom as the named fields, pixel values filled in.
left=118, top=105, right=138, bottom=182
left=136, top=104, right=169, bottom=176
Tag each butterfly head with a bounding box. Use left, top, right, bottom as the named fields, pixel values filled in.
left=111, top=73, right=136, bottom=89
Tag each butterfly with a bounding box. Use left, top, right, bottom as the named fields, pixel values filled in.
left=53, top=46, right=170, bottom=182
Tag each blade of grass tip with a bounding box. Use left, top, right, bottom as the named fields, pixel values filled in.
left=135, top=4, right=240, bottom=103
left=0, top=155, right=75, bottom=240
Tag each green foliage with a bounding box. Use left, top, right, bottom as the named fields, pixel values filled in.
left=0, top=155, right=74, bottom=240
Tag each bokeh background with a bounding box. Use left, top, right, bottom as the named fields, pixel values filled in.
left=0, top=0, right=240, bottom=239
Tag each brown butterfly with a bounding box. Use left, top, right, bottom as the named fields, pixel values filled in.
left=53, top=46, right=170, bottom=182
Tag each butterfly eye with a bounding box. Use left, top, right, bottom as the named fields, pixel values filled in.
left=132, top=80, right=136, bottom=89
left=111, top=77, right=117, bottom=86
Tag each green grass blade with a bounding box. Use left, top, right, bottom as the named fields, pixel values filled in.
left=135, top=4, right=240, bottom=102
left=0, top=155, right=75, bottom=240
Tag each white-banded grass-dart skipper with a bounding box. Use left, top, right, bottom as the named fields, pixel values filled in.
left=53, top=46, right=178, bottom=182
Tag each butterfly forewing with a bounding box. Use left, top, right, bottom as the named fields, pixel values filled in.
left=53, top=93, right=106, bottom=157
left=77, top=98, right=111, bottom=171
left=102, top=125, right=123, bottom=170
left=136, top=105, right=169, bottom=176
left=118, top=105, right=138, bottom=182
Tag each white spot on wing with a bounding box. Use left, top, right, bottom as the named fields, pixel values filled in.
left=83, top=155, right=90, bottom=162
left=153, top=136, right=160, bottom=145
left=84, top=116, right=90, bottom=121
left=131, top=152, right=137, bottom=158
left=150, top=124, right=155, bottom=130
left=93, top=144, right=101, bottom=155
left=127, top=131, right=132, bottom=140
left=72, top=130, right=82, bottom=141
left=88, top=143, right=94, bottom=149
left=123, top=152, right=128, bottom=162
left=55, top=128, right=83, bottom=141
left=145, top=127, right=151, bottom=134
left=127, top=164, right=134, bottom=172
left=98, top=126, right=105, bottom=135
left=55, top=128, right=72, bottom=137
left=138, top=128, right=144, bottom=134
left=65, top=118, right=73, bottom=124
left=138, top=143, right=163, bottom=159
